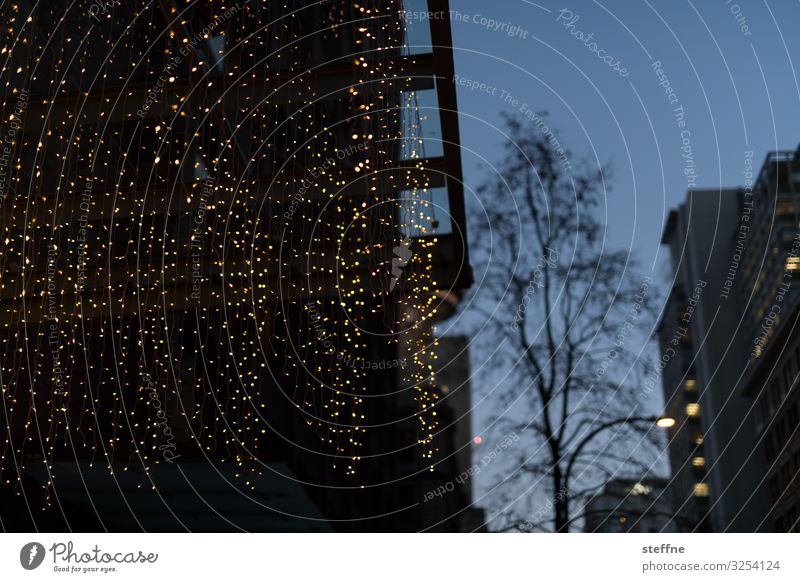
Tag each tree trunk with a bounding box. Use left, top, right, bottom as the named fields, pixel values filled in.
left=552, top=461, right=569, bottom=532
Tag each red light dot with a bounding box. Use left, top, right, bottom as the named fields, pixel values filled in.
left=473, top=436, right=482, bottom=445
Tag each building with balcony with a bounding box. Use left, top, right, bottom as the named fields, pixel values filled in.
left=0, top=0, right=472, bottom=532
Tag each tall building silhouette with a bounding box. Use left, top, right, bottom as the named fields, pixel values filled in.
left=659, top=188, right=767, bottom=532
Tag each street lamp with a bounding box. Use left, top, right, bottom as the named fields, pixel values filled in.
left=655, top=416, right=677, bottom=428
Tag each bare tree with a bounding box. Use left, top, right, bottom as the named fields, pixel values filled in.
left=467, top=113, right=662, bottom=532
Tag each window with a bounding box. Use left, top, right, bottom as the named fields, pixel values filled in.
left=693, top=483, right=709, bottom=497
left=400, top=88, right=444, bottom=160
left=686, top=403, right=701, bottom=417
left=397, top=186, right=452, bottom=236
left=402, top=0, right=434, bottom=55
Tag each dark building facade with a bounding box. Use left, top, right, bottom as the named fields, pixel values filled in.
left=0, top=0, right=472, bottom=532
left=584, top=478, right=679, bottom=533
left=744, top=301, right=800, bottom=532
left=741, top=146, right=800, bottom=532
left=740, top=148, right=800, bottom=358
left=658, top=147, right=800, bottom=532
left=658, top=188, right=768, bottom=532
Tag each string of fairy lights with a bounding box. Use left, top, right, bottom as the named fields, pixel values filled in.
left=0, top=0, right=445, bottom=503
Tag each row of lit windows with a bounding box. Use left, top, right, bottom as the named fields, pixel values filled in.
left=682, top=378, right=708, bottom=496
left=683, top=378, right=701, bottom=419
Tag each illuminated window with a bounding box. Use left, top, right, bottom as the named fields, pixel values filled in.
left=686, top=403, right=701, bottom=417
left=629, top=482, right=653, bottom=496
left=693, top=483, right=709, bottom=497
left=694, top=433, right=704, bottom=445
left=684, top=379, right=697, bottom=391
left=786, top=256, right=800, bottom=271
left=778, top=198, right=799, bottom=216
left=692, top=456, right=706, bottom=468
